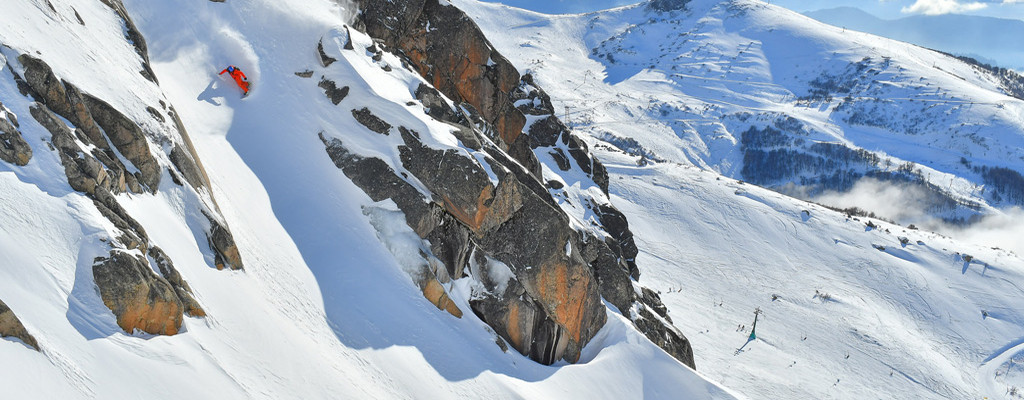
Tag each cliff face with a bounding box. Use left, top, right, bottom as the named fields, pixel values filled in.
left=348, top=0, right=695, bottom=367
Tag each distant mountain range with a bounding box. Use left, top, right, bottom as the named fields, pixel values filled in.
left=805, top=7, right=1024, bottom=71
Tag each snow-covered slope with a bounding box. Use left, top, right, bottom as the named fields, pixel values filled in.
left=456, top=0, right=1024, bottom=226
left=454, top=0, right=1024, bottom=398
left=0, top=0, right=733, bottom=398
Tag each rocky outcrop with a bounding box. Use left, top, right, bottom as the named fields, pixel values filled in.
left=15, top=50, right=243, bottom=274
left=515, top=73, right=694, bottom=368
left=322, top=123, right=606, bottom=364
left=207, top=213, right=243, bottom=271
left=350, top=0, right=696, bottom=368
left=0, top=101, right=31, bottom=166
left=81, top=93, right=161, bottom=191
left=7, top=41, right=245, bottom=335
left=514, top=74, right=610, bottom=195
left=0, top=299, right=39, bottom=351
left=93, top=251, right=184, bottom=336
left=354, top=0, right=536, bottom=176
left=18, top=54, right=153, bottom=193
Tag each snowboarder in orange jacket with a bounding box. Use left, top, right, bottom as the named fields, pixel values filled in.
left=219, top=65, right=250, bottom=96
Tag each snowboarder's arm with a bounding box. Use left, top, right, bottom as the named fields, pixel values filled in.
left=219, top=68, right=228, bottom=75
left=239, top=71, right=248, bottom=80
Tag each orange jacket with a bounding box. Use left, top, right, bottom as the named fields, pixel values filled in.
left=219, top=66, right=247, bottom=80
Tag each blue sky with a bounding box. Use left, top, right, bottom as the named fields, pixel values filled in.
left=480, top=0, right=1024, bottom=20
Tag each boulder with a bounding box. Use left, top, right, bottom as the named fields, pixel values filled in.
left=415, top=83, right=462, bottom=125
left=0, top=102, right=32, bottom=166
left=634, top=306, right=695, bottom=369
left=352, top=108, right=391, bottom=135
left=319, top=78, right=349, bottom=105
left=207, top=213, right=244, bottom=271
left=0, top=299, right=39, bottom=351
left=169, top=144, right=207, bottom=191
left=93, top=251, right=184, bottom=336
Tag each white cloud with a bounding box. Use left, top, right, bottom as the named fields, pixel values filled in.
left=813, top=178, right=932, bottom=223
left=939, top=208, right=1024, bottom=256
left=901, top=0, right=988, bottom=15
left=812, top=178, right=1024, bottom=255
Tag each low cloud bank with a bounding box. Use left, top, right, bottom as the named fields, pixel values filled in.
left=813, top=178, right=1024, bottom=255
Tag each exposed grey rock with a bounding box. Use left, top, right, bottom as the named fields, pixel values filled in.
left=448, top=123, right=482, bottom=150
left=582, top=236, right=635, bottom=314
left=169, top=144, right=206, bottom=191
left=635, top=305, right=695, bottom=368
left=166, top=106, right=213, bottom=192
left=640, top=287, right=670, bottom=321
left=550, top=149, right=570, bottom=171
left=93, top=251, right=184, bottom=336
left=352, top=107, right=392, bottom=135
left=295, top=70, right=314, bottom=78
left=31, top=103, right=110, bottom=195
left=415, top=83, right=461, bottom=125
left=149, top=247, right=205, bottom=317
left=0, top=102, right=32, bottom=166
left=318, top=78, right=349, bottom=105
left=81, top=93, right=161, bottom=192
left=145, top=106, right=165, bottom=123
left=0, top=298, right=39, bottom=351
left=207, top=213, right=243, bottom=270
left=73, top=7, right=84, bottom=24
left=343, top=26, right=355, bottom=50
left=595, top=204, right=640, bottom=279
left=318, top=39, right=337, bottom=67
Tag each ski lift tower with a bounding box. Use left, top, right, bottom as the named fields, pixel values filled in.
left=749, top=307, right=762, bottom=341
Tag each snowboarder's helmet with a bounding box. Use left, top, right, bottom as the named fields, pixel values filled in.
left=228, top=66, right=235, bottom=72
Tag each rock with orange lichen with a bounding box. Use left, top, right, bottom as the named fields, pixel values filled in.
left=93, top=251, right=185, bottom=336
left=326, top=121, right=605, bottom=364
left=355, top=0, right=538, bottom=177
left=340, top=0, right=695, bottom=368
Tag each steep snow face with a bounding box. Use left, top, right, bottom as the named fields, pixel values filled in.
left=456, top=0, right=1024, bottom=398
left=0, top=0, right=735, bottom=398
left=455, top=0, right=1024, bottom=225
